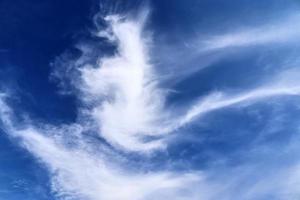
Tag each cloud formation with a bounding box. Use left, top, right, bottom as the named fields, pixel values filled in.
left=201, top=14, right=300, bottom=51
left=80, top=14, right=170, bottom=151
left=1, top=4, right=300, bottom=200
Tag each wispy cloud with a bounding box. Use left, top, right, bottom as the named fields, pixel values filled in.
left=152, top=13, right=300, bottom=85
left=0, top=10, right=207, bottom=200
left=178, top=82, right=300, bottom=129
left=1, top=4, right=300, bottom=200
left=79, top=14, right=171, bottom=152
left=77, top=12, right=300, bottom=152
left=17, top=127, right=204, bottom=200
left=201, top=14, right=300, bottom=51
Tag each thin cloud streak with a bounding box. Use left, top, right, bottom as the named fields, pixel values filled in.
left=201, top=14, right=300, bottom=51
left=178, top=84, right=300, bottom=129
left=153, top=13, right=300, bottom=87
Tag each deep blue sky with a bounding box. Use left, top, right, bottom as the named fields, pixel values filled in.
left=1, top=0, right=300, bottom=199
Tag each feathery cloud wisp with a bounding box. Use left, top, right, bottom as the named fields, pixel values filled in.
left=79, top=15, right=170, bottom=151
left=201, top=14, right=300, bottom=51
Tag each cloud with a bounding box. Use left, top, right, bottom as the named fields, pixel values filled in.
left=0, top=11, right=207, bottom=200
left=1, top=4, right=300, bottom=200
left=75, top=11, right=300, bottom=152
left=78, top=14, right=171, bottom=152
left=0, top=94, right=207, bottom=200
left=150, top=13, right=300, bottom=86
left=201, top=14, right=300, bottom=51
left=178, top=82, right=300, bottom=129
left=2, top=69, right=300, bottom=199
left=16, top=127, right=204, bottom=200
left=0, top=93, right=13, bottom=130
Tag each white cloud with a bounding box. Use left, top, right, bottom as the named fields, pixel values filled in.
left=201, top=14, right=300, bottom=51
left=0, top=13, right=207, bottom=200
left=0, top=93, right=12, bottom=127
left=2, top=73, right=300, bottom=199
left=2, top=122, right=205, bottom=200
left=173, top=67, right=300, bottom=129
left=77, top=12, right=300, bottom=152
left=1, top=5, right=300, bottom=200
left=178, top=84, right=300, bottom=129
left=79, top=14, right=171, bottom=152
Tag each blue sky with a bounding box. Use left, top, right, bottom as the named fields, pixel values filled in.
left=1, top=0, right=300, bottom=199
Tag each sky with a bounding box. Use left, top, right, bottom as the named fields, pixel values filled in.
left=1, top=0, right=300, bottom=199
